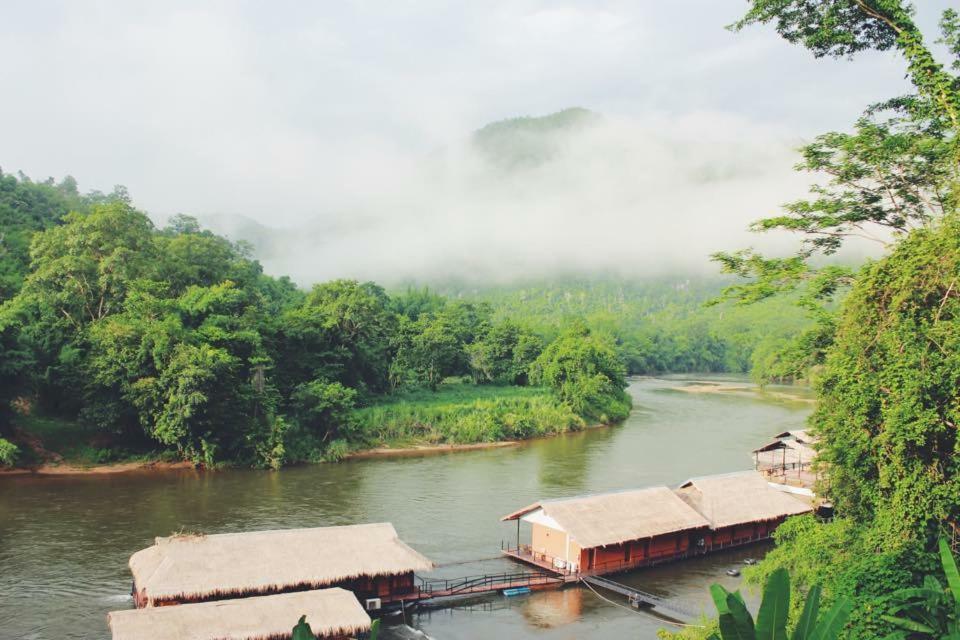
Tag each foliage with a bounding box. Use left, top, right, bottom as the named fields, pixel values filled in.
left=352, top=383, right=584, bottom=445
left=439, top=277, right=815, bottom=380
left=883, top=538, right=960, bottom=638
left=0, top=177, right=643, bottom=468
left=290, top=379, right=357, bottom=443
left=709, top=568, right=852, bottom=640
left=291, top=615, right=379, bottom=640
left=530, top=322, right=631, bottom=423
left=711, top=3, right=960, bottom=639
left=0, top=437, right=17, bottom=467
left=811, top=217, right=960, bottom=528
left=0, top=169, right=91, bottom=301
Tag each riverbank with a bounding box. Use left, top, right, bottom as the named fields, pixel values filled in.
left=0, top=459, right=196, bottom=476
left=350, top=384, right=587, bottom=448
left=1, top=384, right=604, bottom=475
left=668, top=379, right=815, bottom=404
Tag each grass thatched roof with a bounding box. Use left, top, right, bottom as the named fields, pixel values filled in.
left=753, top=439, right=817, bottom=466
left=502, top=486, right=710, bottom=549
left=675, top=470, right=812, bottom=529
left=109, top=588, right=370, bottom=640
left=130, top=523, right=433, bottom=606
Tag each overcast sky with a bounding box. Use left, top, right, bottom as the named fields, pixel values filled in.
left=1, top=1, right=953, bottom=282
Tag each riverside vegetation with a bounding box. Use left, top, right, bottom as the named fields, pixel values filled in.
left=0, top=175, right=641, bottom=470
left=661, top=1, right=960, bottom=638
left=0, top=164, right=813, bottom=470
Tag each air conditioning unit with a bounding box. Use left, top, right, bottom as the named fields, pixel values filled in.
left=365, top=598, right=381, bottom=611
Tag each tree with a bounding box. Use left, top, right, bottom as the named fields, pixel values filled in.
left=467, top=320, right=543, bottom=385
left=530, top=322, right=630, bottom=423
left=711, top=3, right=960, bottom=637
left=290, top=379, right=357, bottom=443
left=300, top=280, right=396, bottom=394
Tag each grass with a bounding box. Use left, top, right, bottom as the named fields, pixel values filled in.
left=352, top=383, right=586, bottom=447
left=11, top=413, right=171, bottom=468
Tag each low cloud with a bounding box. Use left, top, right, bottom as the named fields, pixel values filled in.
left=201, top=110, right=813, bottom=285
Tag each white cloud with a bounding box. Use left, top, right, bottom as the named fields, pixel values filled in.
left=0, top=0, right=952, bottom=283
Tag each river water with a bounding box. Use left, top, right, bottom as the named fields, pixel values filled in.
left=0, top=376, right=813, bottom=639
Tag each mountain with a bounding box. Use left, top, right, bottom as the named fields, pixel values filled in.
left=472, top=107, right=601, bottom=169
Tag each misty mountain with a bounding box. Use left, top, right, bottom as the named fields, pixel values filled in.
left=194, top=107, right=807, bottom=286
left=472, top=107, right=602, bottom=169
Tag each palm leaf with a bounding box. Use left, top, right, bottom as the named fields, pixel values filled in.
left=808, top=597, right=852, bottom=640
left=756, top=568, right=790, bottom=640
left=791, top=584, right=821, bottom=640
left=370, top=618, right=381, bottom=640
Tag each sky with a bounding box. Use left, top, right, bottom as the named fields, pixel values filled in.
left=1, top=1, right=954, bottom=283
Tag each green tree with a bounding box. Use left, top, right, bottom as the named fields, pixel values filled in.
left=290, top=379, right=357, bottom=443
left=530, top=322, right=630, bottom=423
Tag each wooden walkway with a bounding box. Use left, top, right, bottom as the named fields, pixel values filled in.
left=391, top=570, right=567, bottom=606
left=581, top=575, right=699, bottom=618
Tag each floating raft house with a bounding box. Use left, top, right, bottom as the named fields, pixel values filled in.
left=675, top=470, right=812, bottom=548
left=503, top=471, right=812, bottom=575
left=502, top=486, right=711, bottom=574
left=109, top=588, right=370, bottom=640
left=129, top=522, right=434, bottom=607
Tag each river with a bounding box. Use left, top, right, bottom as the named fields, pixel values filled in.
left=0, top=376, right=813, bottom=639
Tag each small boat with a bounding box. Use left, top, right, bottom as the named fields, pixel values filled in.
left=502, top=587, right=531, bottom=597
left=743, top=558, right=757, bottom=565
left=726, top=568, right=741, bottom=577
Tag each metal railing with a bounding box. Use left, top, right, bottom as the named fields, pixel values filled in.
left=417, top=570, right=561, bottom=597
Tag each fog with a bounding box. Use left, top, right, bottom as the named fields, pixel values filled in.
left=1, top=1, right=951, bottom=285
left=199, top=110, right=813, bottom=284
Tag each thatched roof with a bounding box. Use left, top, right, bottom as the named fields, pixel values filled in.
left=753, top=439, right=817, bottom=466
left=130, top=523, right=433, bottom=606
left=501, top=487, right=710, bottom=549
left=772, top=429, right=817, bottom=444
left=109, top=588, right=370, bottom=640
left=675, top=471, right=812, bottom=529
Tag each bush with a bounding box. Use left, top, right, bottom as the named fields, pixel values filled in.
left=0, top=437, right=18, bottom=467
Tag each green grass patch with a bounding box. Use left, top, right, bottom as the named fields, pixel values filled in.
left=352, top=383, right=586, bottom=446
left=12, top=413, right=171, bottom=467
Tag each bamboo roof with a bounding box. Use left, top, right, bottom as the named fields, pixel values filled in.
left=109, top=588, right=370, bottom=640
left=675, top=471, right=812, bottom=529
left=129, top=523, right=433, bottom=606
left=501, top=486, right=710, bottom=549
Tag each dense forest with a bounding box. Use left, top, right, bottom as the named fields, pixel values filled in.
left=663, top=2, right=960, bottom=639
left=433, top=278, right=813, bottom=379
left=0, top=164, right=817, bottom=471
left=0, top=174, right=638, bottom=469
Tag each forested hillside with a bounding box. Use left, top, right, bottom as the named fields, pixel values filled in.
left=431, top=278, right=813, bottom=378
left=663, top=2, right=960, bottom=639
left=0, top=174, right=635, bottom=469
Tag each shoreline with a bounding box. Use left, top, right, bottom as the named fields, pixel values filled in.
left=1, top=422, right=615, bottom=476
left=0, top=459, right=196, bottom=477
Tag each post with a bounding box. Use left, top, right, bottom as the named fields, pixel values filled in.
left=516, top=519, right=520, bottom=550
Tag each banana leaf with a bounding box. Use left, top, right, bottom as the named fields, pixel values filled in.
left=756, top=568, right=790, bottom=640
left=807, top=597, right=852, bottom=640
left=791, top=584, right=821, bottom=640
